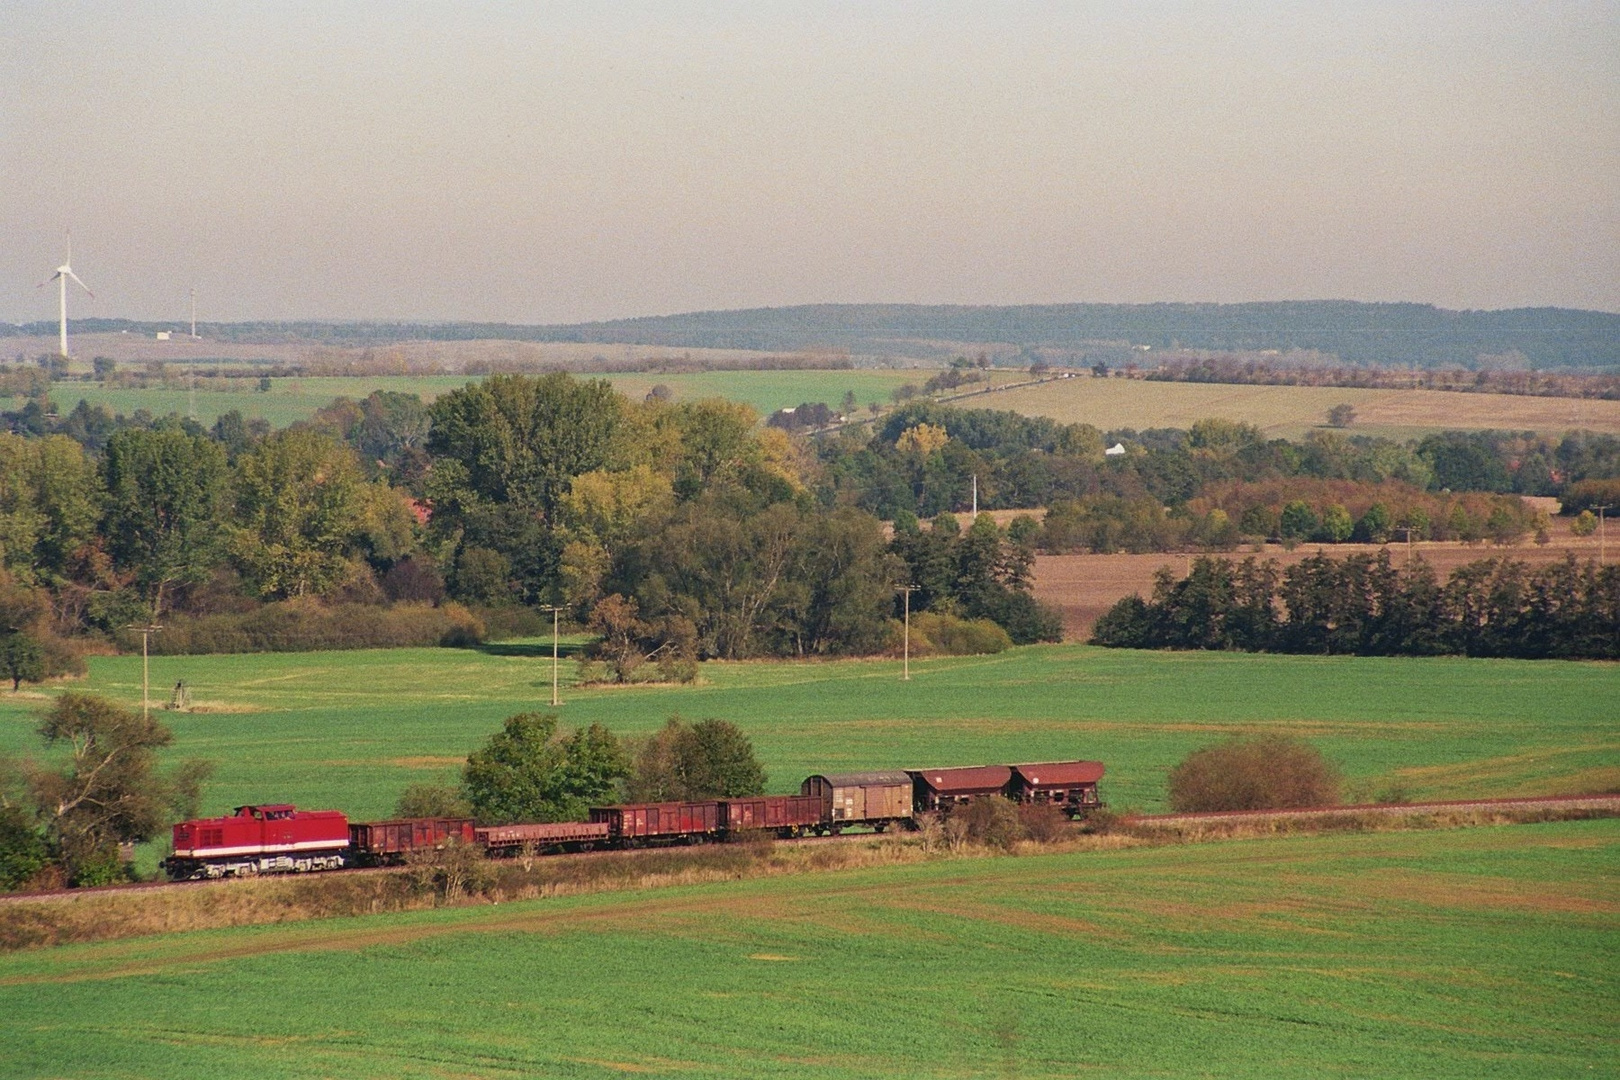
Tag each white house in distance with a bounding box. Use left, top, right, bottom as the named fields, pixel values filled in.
left=1105, top=443, right=1127, bottom=456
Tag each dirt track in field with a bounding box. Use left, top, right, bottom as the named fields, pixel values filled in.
left=1033, top=520, right=1612, bottom=641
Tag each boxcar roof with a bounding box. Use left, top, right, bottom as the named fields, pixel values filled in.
left=911, top=765, right=1013, bottom=793
left=1011, top=761, right=1105, bottom=786
left=809, top=771, right=914, bottom=787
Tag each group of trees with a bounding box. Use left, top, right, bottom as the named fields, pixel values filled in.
left=815, top=406, right=1611, bottom=556
left=1, top=373, right=1069, bottom=681
left=1093, top=552, right=1620, bottom=660
left=401, top=713, right=767, bottom=827
left=822, top=405, right=1620, bottom=520
left=2, top=369, right=1617, bottom=678
left=889, top=512, right=1061, bottom=644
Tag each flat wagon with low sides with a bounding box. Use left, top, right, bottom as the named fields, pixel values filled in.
left=475, top=820, right=612, bottom=854
left=800, top=771, right=914, bottom=832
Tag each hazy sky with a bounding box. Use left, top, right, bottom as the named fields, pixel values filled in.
left=5, top=2, right=1617, bottom=323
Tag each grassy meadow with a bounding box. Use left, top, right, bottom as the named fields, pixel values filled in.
left=1, top=644, right=1614, bottom=826
left=24, top=369, right=924, bottom=429
left=2, top=819, right=1613, bottom=1078
left=31, top=365, right=1620, bottom=440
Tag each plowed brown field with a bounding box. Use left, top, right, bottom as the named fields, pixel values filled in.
left=1034, top=520, right=1612, bottom=640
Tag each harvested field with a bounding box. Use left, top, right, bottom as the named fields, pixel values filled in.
left=1035, top=530, right=1613, bottom=641
left=984, top=377, right=1620, bottom=438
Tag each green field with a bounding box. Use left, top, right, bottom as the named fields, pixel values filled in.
left=21, top=369, right=923, bottom=429
left=2, top=644, right=1614, bottom=825
left=3, top=820, right=1613, bottom=1078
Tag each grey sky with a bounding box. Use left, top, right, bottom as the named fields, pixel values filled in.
left=4, top=1, right=1617, bottom=323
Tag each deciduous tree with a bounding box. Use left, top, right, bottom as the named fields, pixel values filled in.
left=461, top=713, right=627, bottom=824
left=101, top=428, right=229, bottom=616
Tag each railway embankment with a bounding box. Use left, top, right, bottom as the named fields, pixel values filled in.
left=2, top=795, right=1613, bottom=953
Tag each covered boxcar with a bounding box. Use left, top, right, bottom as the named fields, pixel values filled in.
left=1008, top=761, right=1106, bottom=817
left=475, top=820, right=611, bottom=854
left=590, top=801, right=724, bottom=844
left=348, top=817, right=476, bottom=865
left=164, top=804, right=349, bottom=880
left=719, top=795, right=824, bottom=837
left=909, top=765, right=1014, bottom=813
left=800, top=771, right=914, bottom=831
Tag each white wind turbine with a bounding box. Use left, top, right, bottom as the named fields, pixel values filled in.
left=38, top=232, right=93, bottom=358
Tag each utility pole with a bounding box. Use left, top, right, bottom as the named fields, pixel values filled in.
left=538, top=606, right=564, bottom=707
left=971, top=474, right=977, bottom=517
left=897, top=585, right=919, bottom=681
left=1394, top=525, right=1416, bottom=566
left=127, top=625, right=163, bottom=721
left=1597, top=505, right=1613, bottom=566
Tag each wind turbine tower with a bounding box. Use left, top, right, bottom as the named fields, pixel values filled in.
left=38, top=233, right=93, bottom=359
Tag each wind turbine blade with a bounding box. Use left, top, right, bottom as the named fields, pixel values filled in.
left=37, top=272, right=63, bottom=288
left=65, top=269, right=93, bottom=297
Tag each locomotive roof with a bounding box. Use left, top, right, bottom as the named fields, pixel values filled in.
left=807, top=771, right=913, bottom=787
left=1010, top=761, right=1105, bottom=786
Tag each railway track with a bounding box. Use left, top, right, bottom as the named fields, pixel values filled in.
left=3, top=794, right=1612, bottom=905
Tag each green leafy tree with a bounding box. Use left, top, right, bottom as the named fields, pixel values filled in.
left=428, top=372, right=622, bottom=519
left=426, top=373, right=622, bottom=602
left=394, top=782, right=471, bottom=819
left=101, top=428, right=229, bottom=616
left=625, top=716, right=766, bottom=802
left=461, top=713, right=627, bottom=824
left=0, top=630, right=44, bottom=691
left=1279, top=500, right=1318, bottom=542
left=1317, top=503, right=1354, bottom=543
left=0, top=434, right=101, bottom=585
left=27, top=693, right=211, bottom=883
left=1354, top=502, right=1393, bottom=544
left=229, top=429, right=366, bottom=598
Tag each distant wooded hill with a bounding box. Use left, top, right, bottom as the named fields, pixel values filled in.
left=11, top=301, right=1619, bottom=370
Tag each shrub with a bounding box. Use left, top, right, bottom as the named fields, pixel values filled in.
left=947, top=797, right=1027, bottom=851
left=134, top=600, right=485, bottom=654
left=405, top=838, right=495, bottom=904
left=1016, top=802, right=1072, bottom=844
left=1167, top=734, right=1341, bottom=812
left=902, top=612, right=1013, bottom=656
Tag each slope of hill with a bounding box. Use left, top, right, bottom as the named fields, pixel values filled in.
left=11, top=301, right=1618, bottom=369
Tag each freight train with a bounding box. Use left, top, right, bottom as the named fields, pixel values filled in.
left=161, top=760, right=1104, bottom=881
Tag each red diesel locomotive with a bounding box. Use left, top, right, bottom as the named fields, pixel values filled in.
left=162, top=759, right=1105, bottom=880
left=165, top=804, right=350, bottom=880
